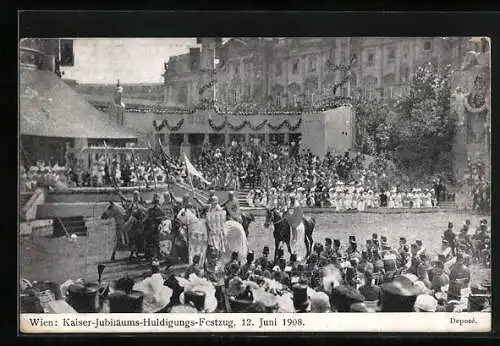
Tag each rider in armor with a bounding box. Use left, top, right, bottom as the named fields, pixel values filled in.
left=145, top=193, right=166, bottom=260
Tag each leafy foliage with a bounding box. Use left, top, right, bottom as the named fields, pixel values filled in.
left=354, top=62, right=458, bottom=182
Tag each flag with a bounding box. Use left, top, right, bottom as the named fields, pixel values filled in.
left=183, top=153, right=211, bottom=185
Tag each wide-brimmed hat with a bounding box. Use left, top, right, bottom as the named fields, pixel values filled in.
left=330, top=284, right=365, bottom=312
left=350, top=301, right=381, bottom=313
left=381, top=274, right=424, bottom=297
left=414, top=294, right=438, bottom=312
left=310, top=291, right=331, bottom=312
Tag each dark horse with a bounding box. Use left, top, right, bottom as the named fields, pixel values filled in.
left=264, top=207, right=315, bottom=263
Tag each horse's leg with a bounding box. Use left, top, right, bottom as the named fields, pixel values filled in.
left=111, top=246, right=117, bottom=261
left=274, top=237, right=280, bottom=264
left=286, top=241, right=292, bottom=258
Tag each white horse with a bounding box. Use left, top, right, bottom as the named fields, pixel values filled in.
left=176, top=208, right=248, bottom=265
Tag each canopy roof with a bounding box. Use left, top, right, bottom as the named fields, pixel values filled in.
left=20, top=68, right=138, bottom=139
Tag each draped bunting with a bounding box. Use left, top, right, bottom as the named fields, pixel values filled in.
left=208, top=117, right=302, bottom=132
left=153, top=118, right=184, bottom=131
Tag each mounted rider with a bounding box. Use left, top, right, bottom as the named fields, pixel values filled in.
left=119, top=190, right=147, bottom=216
left=221, top=191, right=243, bottom=224
left=144, top=193, right=166, bottom=260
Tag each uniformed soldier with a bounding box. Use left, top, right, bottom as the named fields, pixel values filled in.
left=145, top=193, right=166, bottom=260
left=185, top=255, right=204, bottom=279
left=320, top=238, right=336, bottom=263
left=346, top=236, right=361, bottom=260
left=224, top=251, right=241, bottom=279
left=443, top=222, right=457, bottom=256
left=255, top=246, right=273, bottom=272
left=238, top=252, right=256, bottom=280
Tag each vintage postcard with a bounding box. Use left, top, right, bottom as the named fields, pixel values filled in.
left=19, top=35, right=491, bottom=333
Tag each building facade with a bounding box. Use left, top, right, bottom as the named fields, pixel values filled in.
left=164, top=37, right=483, bottom=107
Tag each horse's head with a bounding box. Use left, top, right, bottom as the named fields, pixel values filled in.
left=241, top=212, right=255, bottom=225
left=263, top=208, right=277, bottom=228
left=176, top=208, right=198, bottom=227
left=101, top=201, right=126, bottom=220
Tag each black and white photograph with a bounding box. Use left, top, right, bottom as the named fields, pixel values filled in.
left=19, top=35, right=491, bottom=332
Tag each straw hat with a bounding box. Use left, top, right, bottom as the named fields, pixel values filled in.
left=310, top=292, right=331, bottom=312
left=414, top=294, right=438, bottom=312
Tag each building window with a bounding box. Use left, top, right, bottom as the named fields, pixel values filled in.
left=234, top=64, right=239, bottom=75
left=367, top=52, right=375, bottom=66
left=60, top=39, right=74, bottom=66
left=292, top=61, right=299, bottom=74
left=423, top=40, right=432, bottom=51
left=276, top=62, right=282, bottom=76
left=388, top=47, right=395, bottom=63
left=308, top=56, right=317, bottom=72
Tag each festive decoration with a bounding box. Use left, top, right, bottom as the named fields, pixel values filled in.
left=208, top=117, right=301, bottom=132
left=153, top=119, right=184, bottom=131
left=267, top=119, right=302, bottom=131
left=208, top=118, right=228, bottom=131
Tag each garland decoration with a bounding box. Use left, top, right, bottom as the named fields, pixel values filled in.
left=464, top=92, right=488, bottom=114
left=153, top=118, right=185, bottom=131
left=208, top=118, right=228, bottom=131
left=208, top=117, right=300, bottom=132
left=267, top=118, right=302, bottom=131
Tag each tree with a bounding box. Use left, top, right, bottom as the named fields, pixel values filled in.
left=392, top=62, right=458, bottom=181
left=352, top=95, right=397, bottom=156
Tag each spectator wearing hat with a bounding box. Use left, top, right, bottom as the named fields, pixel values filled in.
left=416, top=257, right=433, bottom=290
left=429, top=261, right=450, bottom=293
left=358, top=251, right=373, bottom=274
left=320, top=238, right=335, bottom=263
left=448, top=252, right=471, bottom=299
left=472, top=219, right=489, bottom=262
left=359, top=270, right=382, bottom=302
left=310, top=292, right=331, bottom=313
left=346, top=236, right=360, bottom=259
left=380, top=275, right=423, bottom=312
left=443, top=222, right=457, bottom=256
left=238, top=251, right=256, bottom=280
left=292, top=284, right=310, bottom=313
left=184, top=290, right=207, bottom=312
left=255, top=246, right=273, bottom=272
left=224, top=251, right=241, bottom=276
left=185, top=255, right=203, bottom=279
left=415, top=239, right=426, bottom=258
left=288, top=253, right=300, bottom=276
left=380, top=236, right=391, bottom=252
left=439, top=239, right=453, bottom=263
left=413, top=294, right=438, bottom=312
left=333, top=239, right=342, bottom=258
left=457, top=223, right=473, bottom=255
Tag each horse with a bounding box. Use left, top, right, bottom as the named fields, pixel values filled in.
left=263, top=207, right=315, bottom=263
left=176, top=207, right=248, bottom=265
left=101, top=201, right=147, bottom=261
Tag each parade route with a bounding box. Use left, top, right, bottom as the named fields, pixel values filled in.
left=20, top=210, right=490, bottom=286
